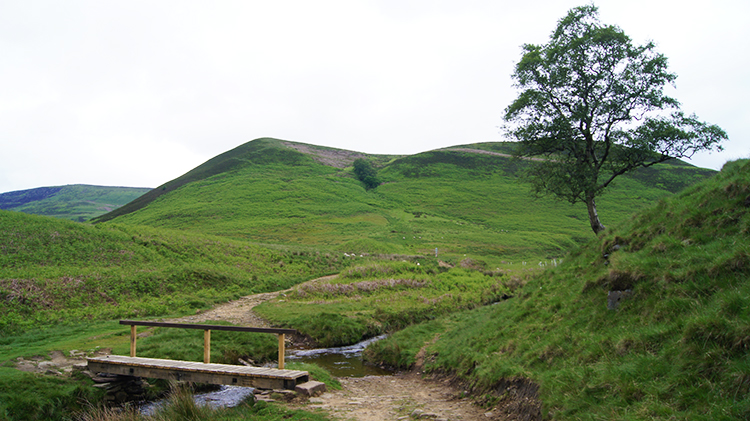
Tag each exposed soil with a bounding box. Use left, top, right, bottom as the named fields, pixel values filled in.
left=281, top=142, right=372, bottom=169
left=304, top=372, right=494, bottom=421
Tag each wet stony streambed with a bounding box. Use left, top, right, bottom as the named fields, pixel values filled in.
left=140, top=335, right=391, bottom=414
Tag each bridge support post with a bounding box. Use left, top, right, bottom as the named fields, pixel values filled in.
left=204, top=329, right=211, bottom=364
left=130, top=325, right=137, bottom=357
left=278, top=334, right=285, bottom=369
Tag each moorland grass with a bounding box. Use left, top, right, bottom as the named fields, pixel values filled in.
left=0, top=367, right=103, bottom=421
left=254, top=260, right=527, bottom=347
left=98, top=139, right=713, bottom=267
left=0, top=139, right=723, bottom=421
left=0, top=211, right=349, bottom=334
left=132, top=322, right=279, bottom=365
left=364, top=159, right=750, bottom=420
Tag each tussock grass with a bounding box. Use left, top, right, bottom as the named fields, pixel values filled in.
left=0, top=211, right=348, bottom=334
left=0, top=367, right=102, bottom=421
left=255, top=260, right=521, bottom=347
left=365, top=159, right=750, bottom=419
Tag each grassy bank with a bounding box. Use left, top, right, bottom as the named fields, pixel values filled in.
left=0, top=210, right=349, bottom=334
left=365, top=159, right=750, bottom=419
left=254, top=259, right=532, bottom=347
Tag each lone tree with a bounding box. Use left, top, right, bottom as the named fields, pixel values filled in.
left=504, top=5, right=727, bottom=234
left=353, top=158, right=380, bottom=190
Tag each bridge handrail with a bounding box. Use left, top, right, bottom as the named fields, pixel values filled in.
left=119, top=319, right=295, bottom=369
left=119, top=320, right=296, bottom=335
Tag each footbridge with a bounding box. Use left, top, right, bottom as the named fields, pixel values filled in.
left=87, top=320, right=309, bottom=390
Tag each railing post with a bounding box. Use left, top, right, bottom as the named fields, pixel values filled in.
left=204, top=329, right=211, bottom=364
left=130, top=325, right=137, bottom=357
left=278, top=333, right=285, bottom=369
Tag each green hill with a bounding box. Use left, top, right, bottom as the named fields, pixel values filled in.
left=365, top=159, right=750, bottom=420
left=93, top=138, right=715, bottom=265
left=0, top=185, right=150, bottom=222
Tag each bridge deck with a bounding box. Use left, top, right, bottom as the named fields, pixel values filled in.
left=88, top=355, right=309, bottom=390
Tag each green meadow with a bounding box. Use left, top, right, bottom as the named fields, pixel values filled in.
left=1, top=138, right=737, bottom=420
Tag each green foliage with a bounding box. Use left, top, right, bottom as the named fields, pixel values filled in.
left=0, top=138, right=723, bottom=420
left=94, top=139, right=711, bottom=268
left=133, top=323, right=279, bottom=365
left=352, top=158, right=380, bottom=190
left=504, top=5, right=726, bottom=233
left=0, top=210, right=347, bottom=333
left=0, top=367, right=103, bottom=421
left=285, top=361, right=342, bottom=390
left=363, top=318, right=446, bottom=369
left=254, top=261, right=518, bottom=347
left=366, top=159, right=750, bottom=419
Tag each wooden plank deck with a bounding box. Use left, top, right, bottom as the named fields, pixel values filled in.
left=88, top=355, right=309, bottom=390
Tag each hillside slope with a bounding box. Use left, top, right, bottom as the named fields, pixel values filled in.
left=0, top=209, right=347, bottom=333
left=0, top=185, right=150, bottom=222
left=95, top=137, right=716, bottom=264
left=367, top=159, right=750, bottom=420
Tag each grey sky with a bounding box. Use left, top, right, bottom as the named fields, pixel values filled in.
left=1, top=0, right=747, bottom=193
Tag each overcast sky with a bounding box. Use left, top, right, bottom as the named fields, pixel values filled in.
left=1, top=0, right=748, bottom=194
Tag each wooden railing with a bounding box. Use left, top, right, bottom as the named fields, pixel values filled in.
left=120, top=320, right=297, bottom=369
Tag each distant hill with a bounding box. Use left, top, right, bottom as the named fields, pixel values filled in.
left=0, top=185, right=151, bottom=222
left=92, top=137, right=716, bottom=263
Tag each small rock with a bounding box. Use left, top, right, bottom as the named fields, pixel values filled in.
left=607, top=289, right=633, bottom=310
left=72, top=363, right=88, bottom=372
left=270, top=390, right=297, bottom=402
left=411, top=409, right=424, bottom=417
left=484, top=411, right=494, bottom=418
left=295, top=380, right=326, bottom=397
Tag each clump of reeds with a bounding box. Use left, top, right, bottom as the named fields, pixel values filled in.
left=294, top=278, right=430, bottom=298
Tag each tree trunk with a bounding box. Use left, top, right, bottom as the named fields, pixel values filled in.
left=585, top=194, right=606, bottom=234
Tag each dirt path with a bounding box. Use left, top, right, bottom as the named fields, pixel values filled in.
left=306, top=372, right=494, bottom=421
left=165, top=276, right=499, bottom=420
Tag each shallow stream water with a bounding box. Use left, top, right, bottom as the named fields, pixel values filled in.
left=285, top=334, right=392, bottom=377
left=140, top=334, right=391, bottom=414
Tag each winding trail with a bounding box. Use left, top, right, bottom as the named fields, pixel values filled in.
left=166, top=276, right=498, bottom=420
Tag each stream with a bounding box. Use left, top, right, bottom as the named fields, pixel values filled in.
left=140, top=334, right=391, bottom=414
left=285, top=334, right=392, bottom=377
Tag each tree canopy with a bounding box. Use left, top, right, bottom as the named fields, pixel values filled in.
left=353, top=158, right=380, bottom=190
left=504, top=5, right=727, bottom=234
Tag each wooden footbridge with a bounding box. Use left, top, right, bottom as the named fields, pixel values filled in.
left=87, top=320, right=309, bottom=390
